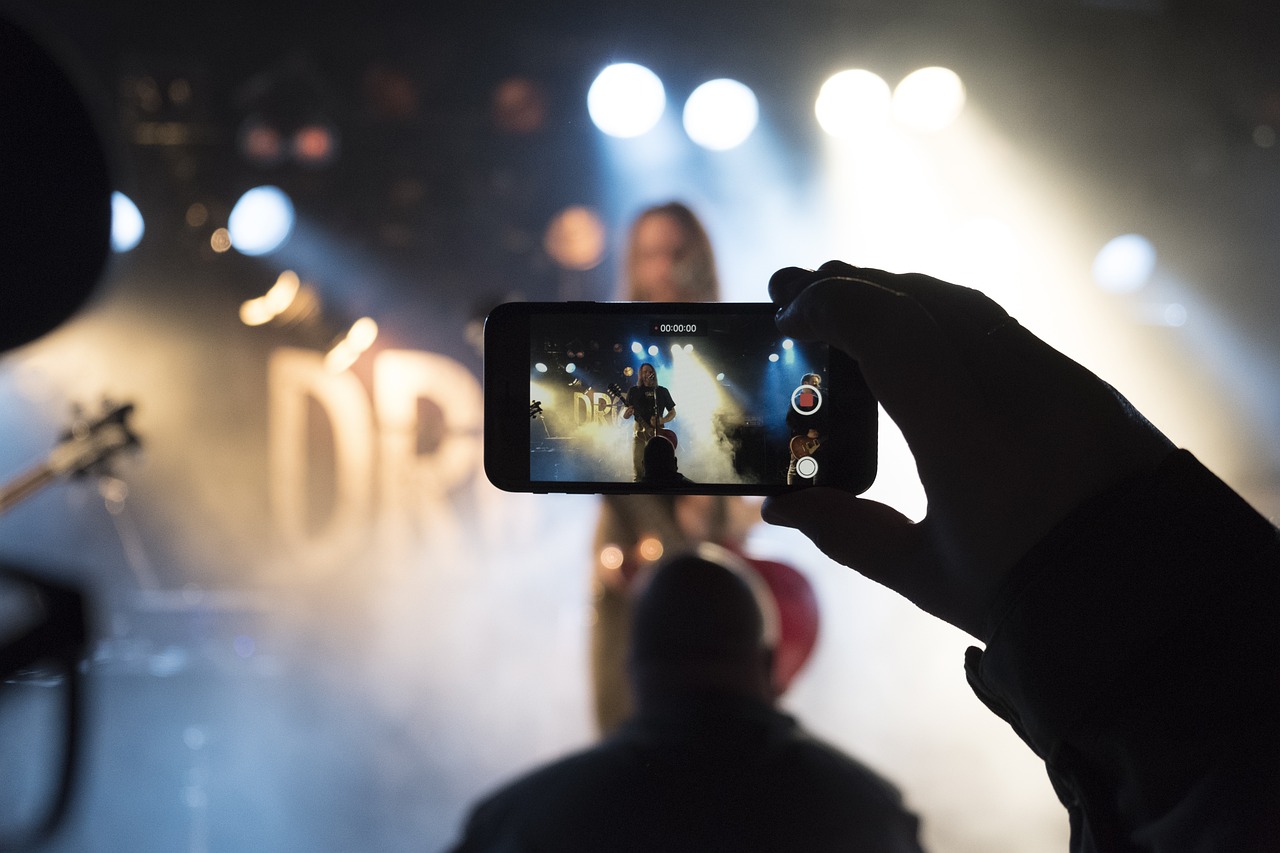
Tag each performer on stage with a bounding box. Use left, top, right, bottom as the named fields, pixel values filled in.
left=621, top=362, right=676, bottom=481
left=590, top=201, right=763, bottom=735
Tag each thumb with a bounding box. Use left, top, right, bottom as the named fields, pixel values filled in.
left=762, top=488, right=923, bottom=583
left=762, top=489, right=971, bottom=633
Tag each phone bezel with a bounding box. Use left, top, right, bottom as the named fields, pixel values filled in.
left=483, top=301, right=876, bottom=495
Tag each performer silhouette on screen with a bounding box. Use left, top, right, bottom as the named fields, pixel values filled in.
left=622, top=362, right=676, bottom=481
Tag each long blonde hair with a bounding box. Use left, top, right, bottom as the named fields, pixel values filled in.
left=620, top=201, right=721, bottom=302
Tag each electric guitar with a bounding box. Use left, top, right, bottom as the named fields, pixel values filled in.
left=0, top=401, right=140, bottom=515
left=607, top=382, right=677, bottom=449
left=789, top=433, right=823, bottom=459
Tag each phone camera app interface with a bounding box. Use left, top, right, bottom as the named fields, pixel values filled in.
left=527, top=312, right=832, bottom=487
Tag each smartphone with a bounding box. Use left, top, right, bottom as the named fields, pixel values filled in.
left=483, top=301, right=876, bottom=495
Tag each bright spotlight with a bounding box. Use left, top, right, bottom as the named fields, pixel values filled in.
left=769, top=353, right=780, bottom=362
left=239, top=269, right=301, bottom=326
left=647, top=345, right=659, bottom=357
left=324, top=317, right=379, bottom=373
left=535, top=362, right=548, bottom=373
left=815, top=69, right=891, bottom=138
left=1093, top=234, right=1156, bottom=293
left=110, top=192, right=144, bottom=252
left=228, top=185, right=295, bottom=256
left=683, top=78, right=758, bottom=150
left=565, top=363, right=577, bottom=374
left=893, top=67, right=966, bottom=132
left=544, top=205, right=606, bottom=270
left=631, top=341, right=644, bottom=354
left=782, top=339, right=794, bottom=350
left=588, top=63, right=665, bottom=138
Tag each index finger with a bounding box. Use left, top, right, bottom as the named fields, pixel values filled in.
left=774, top=271, right=989, bottom=465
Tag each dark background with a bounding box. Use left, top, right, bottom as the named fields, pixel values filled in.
left=2, top=1, right=1279, bottom=850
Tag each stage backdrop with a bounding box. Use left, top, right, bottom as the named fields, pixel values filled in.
left=3, top=3, right=1279, bottom=852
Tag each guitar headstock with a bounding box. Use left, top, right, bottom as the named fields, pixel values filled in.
left=530, top=400, right=543, bottom=419
left=50, top=401, right=141, bottom=479
left=607, top=382, right=626, bottom=401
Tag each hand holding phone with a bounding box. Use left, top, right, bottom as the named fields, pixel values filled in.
left=762, top=262, right=1175, bottom=636
left=483, top=301, right=877, bottom=495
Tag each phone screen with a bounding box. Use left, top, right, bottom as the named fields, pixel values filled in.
left=485, top=302, right=875, bottom=495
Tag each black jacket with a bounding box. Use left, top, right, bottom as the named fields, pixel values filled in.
left=965, top=450, right=1280, bottom=851
left=449, top=694, right=925, bottom=852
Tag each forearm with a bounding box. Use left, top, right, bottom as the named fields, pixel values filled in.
left=966, top=450, right=1280, bottom=850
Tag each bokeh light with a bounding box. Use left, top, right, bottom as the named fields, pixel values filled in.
left=683, top=78, right=758, bottom=150
left=1093, top=233, right=1157, bottom=293
left=587, top=63, right=665, bottom=138
left=544, top=206, right=606, bottom=270
left=228, top=186, right=295, bottom=256
left=893, top=66, right=967, bottom=132
left=815, top=69, right=892, bottom=138
left=110, top=192, right=144, bottom=252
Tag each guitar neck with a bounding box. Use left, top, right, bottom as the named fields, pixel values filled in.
left=0, top=464, right=59, bottom=515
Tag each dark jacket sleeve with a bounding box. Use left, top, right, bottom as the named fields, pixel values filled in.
left=965, top=449, right=1280, bottom=852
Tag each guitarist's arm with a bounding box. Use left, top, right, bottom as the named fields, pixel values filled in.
left=657, top=387, right=676, bottom=425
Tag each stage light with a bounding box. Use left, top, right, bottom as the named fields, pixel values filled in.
left=893, top=67, right=966, bottom=132
left=534, top=362, right=548, bottom=373
left=238, top=119, right=285, bottom=167
left=631, top=342, right=643, bottom=355
left=292, top=122, right=339, bottom=167
left=638, top=536, right=664, bottom=562
left=240, top=270, right=301, bottom=326
left=647, top=345, right=659, bottom=357
left=324, top=317, right=378, bottom=373
left=110, top=192, right=144, bottom=252
left=565, top=363, right=577, bottom=374
left=1093, top=233, right=1156, bottom=293
left=599, top=545, right=625, bottom=572
left=683, top=78, right=758, bottom=150
left=492, top=76, right=548, bottom=134
left=588, top=63, right=665, bottom=138
left=769, top=353, right=780, bottom=362
left=815, top=69, right=891, bottom=138
left=228, top=186, right=295, bottom=256
left=544, top=205, right=606, bottom=270
left=211, top=228, right=232, bottom=253
left=782, top=339, right=794, bottom=350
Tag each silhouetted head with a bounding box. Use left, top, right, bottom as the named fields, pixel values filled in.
left=641, top=436, right=680, bottom=482
left=628, top=546, right=778, bottom=705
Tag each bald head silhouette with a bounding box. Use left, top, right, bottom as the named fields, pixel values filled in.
left=628, top=552, right=776, bottom=705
